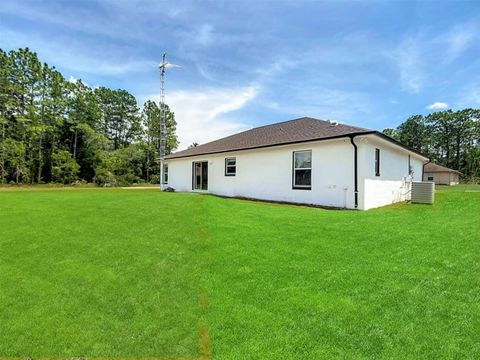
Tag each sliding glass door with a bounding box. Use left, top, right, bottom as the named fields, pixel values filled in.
left=192, top=161, right=208, bottom=190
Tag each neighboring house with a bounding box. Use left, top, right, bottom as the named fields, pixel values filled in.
left=423, top=163, right=461, bottom=185
left=163, top=117, right=428, bottom=210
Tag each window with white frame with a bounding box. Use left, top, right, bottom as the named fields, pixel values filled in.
left=225, top=157, right=236, bottom=176
left=293, top=150, right=312, bottom=189
left=163, top=163, right=168, bottom=184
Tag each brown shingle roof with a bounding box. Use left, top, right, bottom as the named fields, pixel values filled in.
left=424, top=162, right=461, bottom=174
left=166, top=117, right=373, bottom=159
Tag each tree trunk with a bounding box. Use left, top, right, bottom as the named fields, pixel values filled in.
left=456, top=131, right=461, bottom=170
left=73, top=128, right=78, bottom=159
left=28, top=139, right=34, bottom=184
left=445, top=133, right=450, bottom=166
left=146, top=141, right=150, bottom=183
left=1, top=121, right=5, bottom=184
left=146, top=153, right=150, bottom=183
left=37, top=133, right=43, bottom=183
left=50, top=132, right=56, bottom=182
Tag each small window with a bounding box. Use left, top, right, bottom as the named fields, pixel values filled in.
left=293, top=150, right=312, bottom=189
left=163, top=163, right=168, bottom=184
left=427, top=176, right=434, bottom=181
left=225, top=157, right=236, bottom=176
left=375, top=148, right=380, bottom=177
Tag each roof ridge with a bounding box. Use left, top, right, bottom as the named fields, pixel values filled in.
left=250, top=116, right=320, bottom=130
left=180, top=117, right=325, bottom=148
left=205, top=117, right=367, bottom=141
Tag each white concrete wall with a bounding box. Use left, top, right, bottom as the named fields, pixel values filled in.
left=166, top=134, right=427, bottom=210
left=357, top=134, right=425, bottom=210
left=167, top=138, right=356, bottom=209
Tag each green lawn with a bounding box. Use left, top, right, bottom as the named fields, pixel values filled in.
left=0, top=185, right=479, bottom=359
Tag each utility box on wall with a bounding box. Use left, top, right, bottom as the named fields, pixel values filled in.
left=411, top=181, right=435, bottom=204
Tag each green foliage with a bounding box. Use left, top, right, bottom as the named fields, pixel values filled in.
left=93, top=167, right=117, bottom=187
left=0, top=47, right=178, bottom=185
left=94, top=144, right=146, bottom=186
left=384, top=109, right=480, bottom=181
left=51, top=150, right=79, bottom=184
left=1, top=138, right=27, bottom=183
left=398, top=114, right=429, bottom=152
left=141, top=100, right=178, bottom=182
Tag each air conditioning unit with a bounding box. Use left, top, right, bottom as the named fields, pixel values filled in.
left=411, top=181, right=435, bottom=204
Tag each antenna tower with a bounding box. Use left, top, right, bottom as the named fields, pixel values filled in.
left=158, top=52, right=180, bottom=189
left=159, top=52, right=167, bottom=160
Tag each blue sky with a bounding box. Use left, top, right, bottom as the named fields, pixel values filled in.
left=1, top=0, right=480, bottom=149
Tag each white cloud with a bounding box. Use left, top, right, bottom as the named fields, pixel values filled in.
left=455, top=84, right=480, bottom=108
left=69, top=59, right=155, bottom=76
left=0, top=26, right=156, bottom=76
left=395, top=37, right=424, bottom=93
left=0, top=0, right=172, bottom=45
left=441, top=23, right=477, bottom=63
left=195, top=24, right=215, bottom=46
left=196, top=63, right=218, bottom=82
left=261, top=87, right=374, bottom=126
left=426, top=102, right=450, bottom=110
left=392, top=21, right=479, bottom=94
left=139, top=86, right=258, bottom=149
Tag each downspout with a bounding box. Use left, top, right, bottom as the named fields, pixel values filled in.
left=422, top=159, right=430, bottom=181
left=349, top=135, right=358, bottom=209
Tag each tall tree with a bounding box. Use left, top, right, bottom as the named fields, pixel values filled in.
left=396, top=115, right=429, bottom=153
left=0, top=47, right=180, bottom=185
left=8, top=48, right=43, bottom=183
left=385, top=109, right=480, bottom=181
left=141, top=100, right=159, bottom=182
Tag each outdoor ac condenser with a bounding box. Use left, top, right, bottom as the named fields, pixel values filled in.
left=411, top=181, right=435, bottom=204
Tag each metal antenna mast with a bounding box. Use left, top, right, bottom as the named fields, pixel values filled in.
left=158, top=52, right=180, bottom=189
left=159, top=53, right=167, bottom=161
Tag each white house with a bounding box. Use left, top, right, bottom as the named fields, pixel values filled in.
left=162, top=117, right=428, bottom=210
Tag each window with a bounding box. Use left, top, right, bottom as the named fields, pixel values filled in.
left=427, top=173, right=434, bottom=181
left=225, top=157, right=236, bottom=176
left=163, top=163, right=168, bottom=184
left=293, top=150, right=312, bottom=189
left=375, top=148, right=380, bottom=177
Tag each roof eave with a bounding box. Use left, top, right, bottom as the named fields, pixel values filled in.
left=371, top=131, right=430, bottom=160
left=166, top=130, right=430, bottom=161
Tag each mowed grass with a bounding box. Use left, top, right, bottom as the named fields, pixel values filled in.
left=0, top=185, right=479, bottom=358
left=0, top=189, right=208, bottom=357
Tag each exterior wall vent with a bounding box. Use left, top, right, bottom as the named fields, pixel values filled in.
left=411, top=181, right=435, bottom=204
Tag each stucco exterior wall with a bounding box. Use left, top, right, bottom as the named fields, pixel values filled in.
left=423, top=171, right=459, bottom=185
left=357, top=134, right=424, bottom=210
left=167, top=138, right=356, bottom=209
left=166, top=134, right=427, bottom=210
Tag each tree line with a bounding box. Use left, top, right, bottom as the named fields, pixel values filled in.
left=0, top=48, right=178, bottom=186
left=383, top=109, right=480, bottom=182
left=2, top=48, right=478, bottom=186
